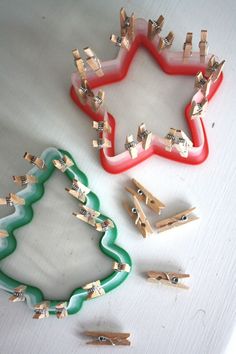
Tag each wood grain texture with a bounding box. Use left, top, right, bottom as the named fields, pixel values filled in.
left=0, top=0, right=236, bottom=353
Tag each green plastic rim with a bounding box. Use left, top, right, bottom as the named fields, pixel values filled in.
left=0, top=147, right=131, bottom=316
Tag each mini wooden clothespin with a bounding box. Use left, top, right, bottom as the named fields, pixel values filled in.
left=162, top=128, right=193, bottom=158
left=137, top=123, right=152, bottom=150
left=76, top=79, right=94, bottom=105
left=91, top=90, right=105, bottom=112
left=126, top=178, right=165, bottom=215
left=23, top=152, right=46, bottom=170
left=66, top=179, right=90, bottom=203
left=55, top=302, right=68, bottom=319
left=53, top=155, right=74, bottom=172
left=205, top=55, right=225, bottom=82
left=85, top=331, right=131, bottom=346
left=120, top=7, right=135, bottom=41
left=194, top=72, right=211, bottom=97
left=190, top=98, right=208, bottom=120
left=83, top=280, right=105, bottom=299
left=156, top=207, right=198, bottom=233
left=113, top=262, right=131, bottom=273
left=158, top=31, right=174, bottom=51
left=0, top=193, right=25, bottom=206
left=72, top=48, right=87, bottom=80
left=33, top=301, right=50, bottom=319
left=95, top=219, right=114, bottom=232
left=84, top=47, right=104, bottom=77
left=93, top=120, right=112, bottom=134
left=12, top=175, right=37, bottom=186
left=92, top=138, right=112, bottom=149
left=9, top=285, right=27, bottom=302
left=183, top=32, right=193, bottom=58
left=147, top=15, right=164, bottom=40
left=110, top=34, right=130, bottom=50
left=0, top=230, right=9, bottom=238
left=147, top=271, right=190, bottom=289
left=125, top=135, right=138, bottom=159
left=73, top=206, right=100, bottom=227
left=199, top=30, right=208, bottom=57
left=124, top=196, right=153, bottom=238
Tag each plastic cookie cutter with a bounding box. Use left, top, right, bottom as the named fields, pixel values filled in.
left=70, top=7, right=225, bottom=173
left=0, top=147, right=131, bottom=317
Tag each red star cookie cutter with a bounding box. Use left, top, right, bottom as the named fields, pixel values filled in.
left=70, top=8, right=225, bottom=174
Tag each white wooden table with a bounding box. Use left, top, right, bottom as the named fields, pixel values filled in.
left=0, top=1, right=235, bottom=353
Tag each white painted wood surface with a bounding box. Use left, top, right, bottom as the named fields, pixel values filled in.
left=0, top=1, right=235, bottom=353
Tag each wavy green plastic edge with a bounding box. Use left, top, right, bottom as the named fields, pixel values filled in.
left=0, top=147, right=131, bottom=315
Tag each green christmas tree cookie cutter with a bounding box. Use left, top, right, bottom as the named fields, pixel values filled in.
left=0, top=147, right=131, bottom=318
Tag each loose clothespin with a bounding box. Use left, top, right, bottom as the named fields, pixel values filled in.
left=137, top=123, right=152, bottom=150
left=73, top=205, right=100, bottom=227
left=55, top=302, right=68, bottom=319
left=91, top=90, right=105, bottom=112
left=183, top=32, right=193, bottom=58
left=92, top=138, right=112, bottom=149
left=110, top=34, right=130, bottom=50
left=147, top=15, right=164, bottom=40
left=113, top=262, right=131, bottom=273
left=83, top=280, right=105, bottom=299
left=199, top=30, right=208, bottom=57
left=23, top=152, right=46, bottom=170
left=125, top=135, right=138, bottom=159
left=53, top=155, right=74, bottom=172
left=93, top=120, right=111, bottom=134
left=12, top=175, right=37, bottom=186
left=0, top=193, right=25, bottom=206
left=205, top=55, right=225, bottom=82
left=66, top=179, right=90, bottom=203
left=147, top=271, right=190, bottom=289
left=120, top=7, right=135, bottom=41
left=156, top=207, right=198, bottom=233
left=190, top=98, right=208, bottom=120
left=84, top=47, right=104, bottom=77
left=9, top=285, right=27, bottom=302
left=126, top=178, right=165, bottom=215
left=162, top=128, right=193, bottom=158
left=158, top=31, right=174, bottom=51
left=95, top=219, right=114, bottom=232
left=194, top=72, right=211, bottom=97
left=124, top=196, right=153, bottom=238
left=72, top=48, right=87, bottom=80
left=0, top=230, right=8, bottom=238
left=33, top=301, right=50, bottom=319
left=85, top=331, right=131, bottom=346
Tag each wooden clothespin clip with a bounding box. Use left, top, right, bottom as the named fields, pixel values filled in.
left=156, top=207, right=198, bottom=233
left=92, top=138, right=112, bottom=149
left=72, top=48, right=87, bottom=80
left=124, top=196, right=153, bottom=238
left=199, top=30, right=208, bottom=57
left=162, top=128, right=193, bottom=158
left=147, top=15, right=164, bottom=40
left=0, top=193, right=25, bottom=206
left=23, top=152, right=46, bottom=170
left=0, top=230, right=9, bottom=238
left=126, top=178, right=165, bottom=215
left=113, top=262, right=131, bottom=273
left=83, top=280, right=105, bottom=299
left=183, top=32, right=193, bottom=58
left=95, top=219, right=114, bottom=232
left=205, top=55, right=225, bottom=82
left=55, top=302, right=68, bottom=319
left=12, top=175, right=37, bottom=186
left=9, top=285, right=27, bottom=302
left=125, top=135, right=138, bottom=159
left=66, top=179, right=90, bottom=203
left=110, top=34, right=130, bottom=50
left=91, top=90, right=105, bottom=112
left=85, top=331, right=131, bottom=346
left=76, top=79, right=94, bottom=105
left=84, top=47, right=104, bottom=77
left=53, top=155, right=74, bottom=172
left=73, top=205, right=100, bottom=227
left=194, top=72, right=211, bottom=97
left=33, top=301, right=50, bottom=319
left=120, top=7, right=135, bottom=41
left=158, top=31, right=174, bottom=51
left=190, top=98, right=208, bottom=120
left=93, top=120, right=111, bottom=134
left=147, top=271, right=190, bottom=289
left=137, top=123, right=152, bottom=150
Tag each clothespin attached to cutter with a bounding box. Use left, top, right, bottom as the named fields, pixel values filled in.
left=76, top=79, right=94, bottom=105
left=158, top=31, right=174, bottom=51
left=83, top=280, right=105, bottom=299
left=23, top=152, right=46, bottom=170
left=73, top=205, right=100, bottom=227
left=125, top=135, right=138, bottom=159
left=9, top=285, right=27, bottom=302
left=95, top=219, right=114, bottom=232
left=93, top=120, right=111, bottom=134
left=194, top=72, right=211, bottom=97
left=110, top=34, right=130, bottom=50
left=55, top=302, right=68, bottom=319
left=199, top=30, right=209, bottom=57
left=92, top=138, right=112, bottom=149
left=84, top=47, right=104, bottom=77
left=66, top=179, right=90, bottom=203
left=156, top=207, right=198, bottom=233
left=91, top=90, right=105, bottom=112
left=113, top=262, right=131, bottom=273
left=0, top=193, right=25, bottom=206
left=147, top=271, right=190, bottom=289
left=120, top=7, right=135, bottom=41
left=161, top=128, right=193, bottom=158
left=53, top=155, right=74, bottom=172
left=190, top=98, right=208, bottom=120
left=205, top=55, right=225, bottom=82
left=33, top=301, right=50, bottom=319
left=137, top=123, right=152, bottom=150
left=72, top=48, right=87, bottom=80
left=147, top=15, right=164, bottom=40
left=12, top=175, right=37, bottom=186
left=85, top=331, right=131, bottom=346
left=183, top=32, right=193, bottom=58
left=126, top=178, right=165, bottom=215
left=0, top=230, right=8, bottom=238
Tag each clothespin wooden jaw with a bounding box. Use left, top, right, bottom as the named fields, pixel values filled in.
left=95, top=219, right=114, bottom=232
left=12, top=175, right=37, bottom=186
left=72, top=48, right=87, bottom=80
left=92, top=138, right=112, bottom=149
left=73, top=206, right=100, bottom=227
left=147, top=15, right=164, bottom=40
left=93, top=120, right=111, bottom=134
left=83, top=280, right=105, bottom=299
left=199, top=30, right=209, bottom=57
left=110, top=34, right=130, bottom=50
left=23, top=152, right=46, bottom=170
left=0, top=230, right=9, bottom=238
left=195, top=72, right=211, bottom=97
left=55, top=302, right=68, bottom=319
left=9, top=285, right=27, bottom=302
left=65, top=179, right=90, bottom=203
left=84, top=47, right=104, bottom=77
left=52, top=155, right=74, bottom=172
left=125, top=135, right=138, bottom=159
left=147, top=271, right=190, bottom=289
left=162, top=128, right=193, bottom=158
left=190, top=98, right=208, bottom=119
left=33, top=301, right=50, bottom=319
left=158, top=31, right=174, bottom=51
left=113, top=262, right=131, bottom=273
left=85, top=331, right=131, bottom=346
left=183, top=32, right=193, bottom=58
left=91, top=90, right=105, bottom=112
left=120, top=7, right=135, bottom=41
left=126, top=178, right=165, bottom=214
left=156, top=207, right=198, bottom=233
left=0, top=193, right=25, bottom=206
left=206, top=55, right=225, bottom=82
left=137, top=123, right=152, bottom=150
left=76, top=79, right=94, bottom=105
